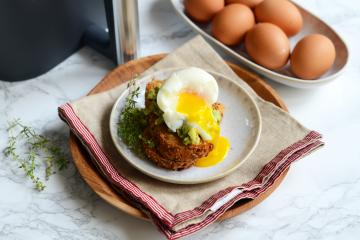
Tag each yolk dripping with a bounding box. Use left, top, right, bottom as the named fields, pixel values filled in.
left=176, top=92, right=230, bottom=167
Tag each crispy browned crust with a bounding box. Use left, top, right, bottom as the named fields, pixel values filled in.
left=142, top=80, right=224, bottom=170
left=143, top=144, right=196, bottom=170
left=143, top=115, right=213, bottom=170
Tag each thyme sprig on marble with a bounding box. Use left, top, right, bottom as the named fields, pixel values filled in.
left=3, top=119, right=68, bottom=191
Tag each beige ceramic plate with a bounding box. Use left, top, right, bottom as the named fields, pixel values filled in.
left=170, top=0, right=348, bottom=88
left=109, top=68, right=262, bottom=184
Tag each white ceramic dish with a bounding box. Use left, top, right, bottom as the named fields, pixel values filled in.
left=170, top=0, right=348, bottom=88
left=109, top=68, right=262, bottom=184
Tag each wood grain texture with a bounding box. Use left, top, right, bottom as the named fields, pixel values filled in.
left=69, top=54, right=289, bottom=221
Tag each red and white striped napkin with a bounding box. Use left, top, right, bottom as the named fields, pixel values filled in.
left=58, top=36, right=323, bottom=239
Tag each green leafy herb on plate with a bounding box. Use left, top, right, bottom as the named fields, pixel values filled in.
left=117, top=78, right=147, bottom=155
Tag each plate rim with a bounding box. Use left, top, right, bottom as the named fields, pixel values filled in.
left=109, top=67, right=262, bottom=184
left=169, top=0, right=349, bottom=87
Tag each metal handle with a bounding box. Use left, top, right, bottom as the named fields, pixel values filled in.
left=112, top=0, right=140, bottom=64
left=84, top=0, right=140, bottom=65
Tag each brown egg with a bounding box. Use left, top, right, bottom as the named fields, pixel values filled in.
left=290, top=34, right=336, bottom=80
left=254, top=0, right=303, bottom=36
left=212, top=4, right=255, bottom=45
left=184, top=0, right=224, bottom=22
left=225, top=0, right=263, bottom=8
left=245, top=23, right=290, bottom=69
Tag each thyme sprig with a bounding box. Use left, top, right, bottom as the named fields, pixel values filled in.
left=3, top=119, right=68, bottom=191
left=117, top=78, right=147, bottom=155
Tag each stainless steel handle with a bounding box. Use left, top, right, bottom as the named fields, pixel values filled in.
left=112, top=0, right=140, bottom=64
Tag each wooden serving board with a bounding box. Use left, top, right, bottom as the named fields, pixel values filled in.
left=69, top=54, right=289, bottom=221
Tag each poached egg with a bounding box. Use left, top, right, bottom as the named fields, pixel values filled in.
left=156, top=67, right=230, bottom=167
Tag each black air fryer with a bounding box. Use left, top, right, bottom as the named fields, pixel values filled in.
left=0, top=0, right=139, bottom=81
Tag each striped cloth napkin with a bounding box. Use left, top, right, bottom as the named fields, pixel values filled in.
left=58, top=36, right=323, bottom=239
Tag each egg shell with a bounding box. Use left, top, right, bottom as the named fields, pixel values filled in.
left=225, top=0, right=263, bottom=8
left=290, top=34, right=336, bottom=80
left=245, top=23, right=290, bottom=69
left=254, top=0, right=303, bottom=37
left=212, top=4, right=255, bottom=46
left=184, top=0, right=224, bottom=22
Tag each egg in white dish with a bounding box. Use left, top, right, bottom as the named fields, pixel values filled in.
left=156, top=67, right=230, bottom=167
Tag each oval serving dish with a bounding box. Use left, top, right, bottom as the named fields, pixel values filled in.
left=109, top=68, right=262, bottom=184
left=170, top=0, right=348, bottom=88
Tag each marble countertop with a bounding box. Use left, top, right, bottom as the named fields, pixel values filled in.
left=0, top=0, right=359, bottom=239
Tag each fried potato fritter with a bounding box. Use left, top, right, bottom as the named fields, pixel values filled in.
left=142, top=80, right=224, bottom=170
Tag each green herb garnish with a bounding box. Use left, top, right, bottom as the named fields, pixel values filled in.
left=176, top=124, right=201, bottom=145
left=139, top=135, right=155, bottom=148
left=117, top=78, right=147, bottom=155
left=212, top=109, right=222, bottom=123
left=145, top=84, right=163, bottom=118
left=188, top=127, right=200, bottom=145
left=3, top=119, right=68, bottom=191
left=154, top=117, right=164, bottom=125
left=147, top=88, right=157, bottom=100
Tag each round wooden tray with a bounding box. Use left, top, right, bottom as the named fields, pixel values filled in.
left=69, top=54, right=289, bottom=221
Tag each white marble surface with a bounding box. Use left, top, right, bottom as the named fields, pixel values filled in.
left=0, top=0, right=359, bottom=239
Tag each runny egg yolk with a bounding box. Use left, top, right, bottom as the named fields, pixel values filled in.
left=176, top=92, right=230, bottom=167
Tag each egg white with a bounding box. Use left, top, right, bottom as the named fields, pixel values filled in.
left=157, top=67, right=219, bottom=136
